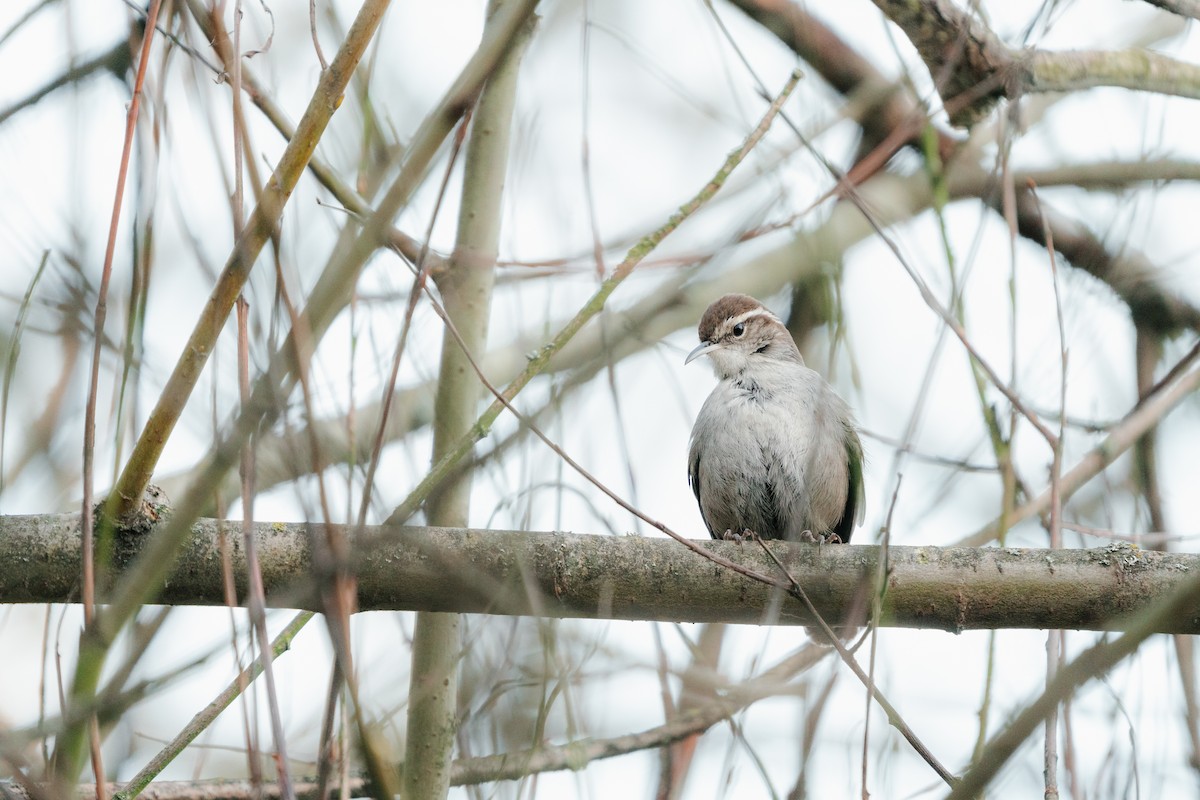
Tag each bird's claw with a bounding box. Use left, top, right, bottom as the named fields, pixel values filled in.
left=797, top=530, right=843, bottom=545
left=720, top=528, right=756, bottom=545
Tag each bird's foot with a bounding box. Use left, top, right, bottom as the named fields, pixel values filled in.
left=797, top=530, right=843, bottom=544
left=720, top=528, right=757, bottom=545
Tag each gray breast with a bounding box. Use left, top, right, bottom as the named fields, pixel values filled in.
left=689, top=374, right=846, bottom=540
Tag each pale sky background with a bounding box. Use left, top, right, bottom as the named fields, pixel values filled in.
left=1, top=0, right=1199, bottom=797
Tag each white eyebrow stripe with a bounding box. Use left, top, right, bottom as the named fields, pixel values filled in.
left=726, top=308, right=779, bottom=328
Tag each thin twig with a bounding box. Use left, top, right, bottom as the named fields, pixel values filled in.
left=1030, top=180, right=1067, bottom=799
left=949, top=569, right=1200, bottom=799
left=385, top=68, right=805, bottom=529
left=107, top=0, right=392, bottom=520
left=76, top=2, right=164, bottom=794
left=451, top=644, right=830, bottom=785
left=355, top=111, right=473, bottom=529
left=52, top=1, right=395, bottom=784
left=752, top=535, right=958, bottom=789
left=861, top=474, right=903, bottom=796
left=955, top=341, right=1200, bottom=548
left=111, top=612, right=314, bottom=800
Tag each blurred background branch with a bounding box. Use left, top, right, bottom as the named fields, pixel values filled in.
left=2, top=0, right=1200, bottom=796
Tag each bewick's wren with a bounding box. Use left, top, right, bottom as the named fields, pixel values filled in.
left=686, top=294, right=864, bottom=543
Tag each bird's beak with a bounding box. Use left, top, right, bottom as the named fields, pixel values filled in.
left=685, top=341, right=719, bottom=365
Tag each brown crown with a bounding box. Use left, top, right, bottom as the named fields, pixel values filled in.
left=697, top=293, right=765, bottom=342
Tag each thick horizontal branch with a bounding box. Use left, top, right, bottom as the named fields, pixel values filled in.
left=870, top=0, right=1200, bottom=125
left=1028, top=47, right=1200, bottom=101
left=4, top=514, right=1199, bottom=633
left=10, top=779, right=367, bottom=800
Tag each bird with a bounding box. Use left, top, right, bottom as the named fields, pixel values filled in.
left=685, top=293, right=864, bottom=543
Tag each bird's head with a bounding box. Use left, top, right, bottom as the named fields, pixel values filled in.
left=684, top=294, right=802, bottom=378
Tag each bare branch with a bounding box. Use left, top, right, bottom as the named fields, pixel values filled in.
left=1029, top=47, right=1200, bottom=101
left=869, top=0, right=1200, bottom=125
left=4, top=515, right=1200, bottom=633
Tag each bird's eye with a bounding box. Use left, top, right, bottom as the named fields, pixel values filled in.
left=732, top=323, right=745, bottom=337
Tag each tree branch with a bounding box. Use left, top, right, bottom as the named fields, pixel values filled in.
left=5, top=515, right=1200, bottom=633
left=869, top=0, right=1200, bottom=125
left=1028, top=47, right=1200, bottom=101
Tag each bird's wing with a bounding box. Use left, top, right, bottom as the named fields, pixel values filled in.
left=687, top=440, right=715, bottom=537
left=687, top=434, right=700, bottom=501
left=836, top=422, right=866, bottom=543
